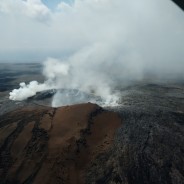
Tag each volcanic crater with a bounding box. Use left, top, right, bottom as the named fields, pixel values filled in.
left=0, top=82, right=184, bottom=184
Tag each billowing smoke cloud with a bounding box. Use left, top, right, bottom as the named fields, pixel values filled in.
left=9, top=81, right=53, bottom=101
left=9, top=56, right=120, bottom=106
left=8, top=0, right=184, bottom=107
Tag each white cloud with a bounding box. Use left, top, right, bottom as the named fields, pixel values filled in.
left=0, top=0, right=184, bottom=76
left=0, top=0, right=51, bottom=21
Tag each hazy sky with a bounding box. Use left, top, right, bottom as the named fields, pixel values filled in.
left=0, top=0, right=74, bottom=61
left=0, top=0, right=183, bottom=63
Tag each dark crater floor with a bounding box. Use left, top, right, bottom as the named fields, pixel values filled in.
left=0, top=82, right=184, bottom=184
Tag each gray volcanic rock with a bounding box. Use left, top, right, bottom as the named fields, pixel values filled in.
left=27, top=89, right=57, bottom=101
left=87, top=107, right=184, bottom=184
left=87, top=83, right=184, bottom=184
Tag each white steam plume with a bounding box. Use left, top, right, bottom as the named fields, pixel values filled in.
left=9, top=81, right=53, bottom=101
left=9, top=55, right=120, bottom=106
left=8, top=0, right=184, bottom=107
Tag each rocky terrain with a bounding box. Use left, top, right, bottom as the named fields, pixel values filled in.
left=0, top=82, right=184, bottom=184
left=93, top=83, right=184, bottom=184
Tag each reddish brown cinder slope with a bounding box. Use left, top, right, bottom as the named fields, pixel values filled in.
left=0, top=103, right=121, bottom=184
